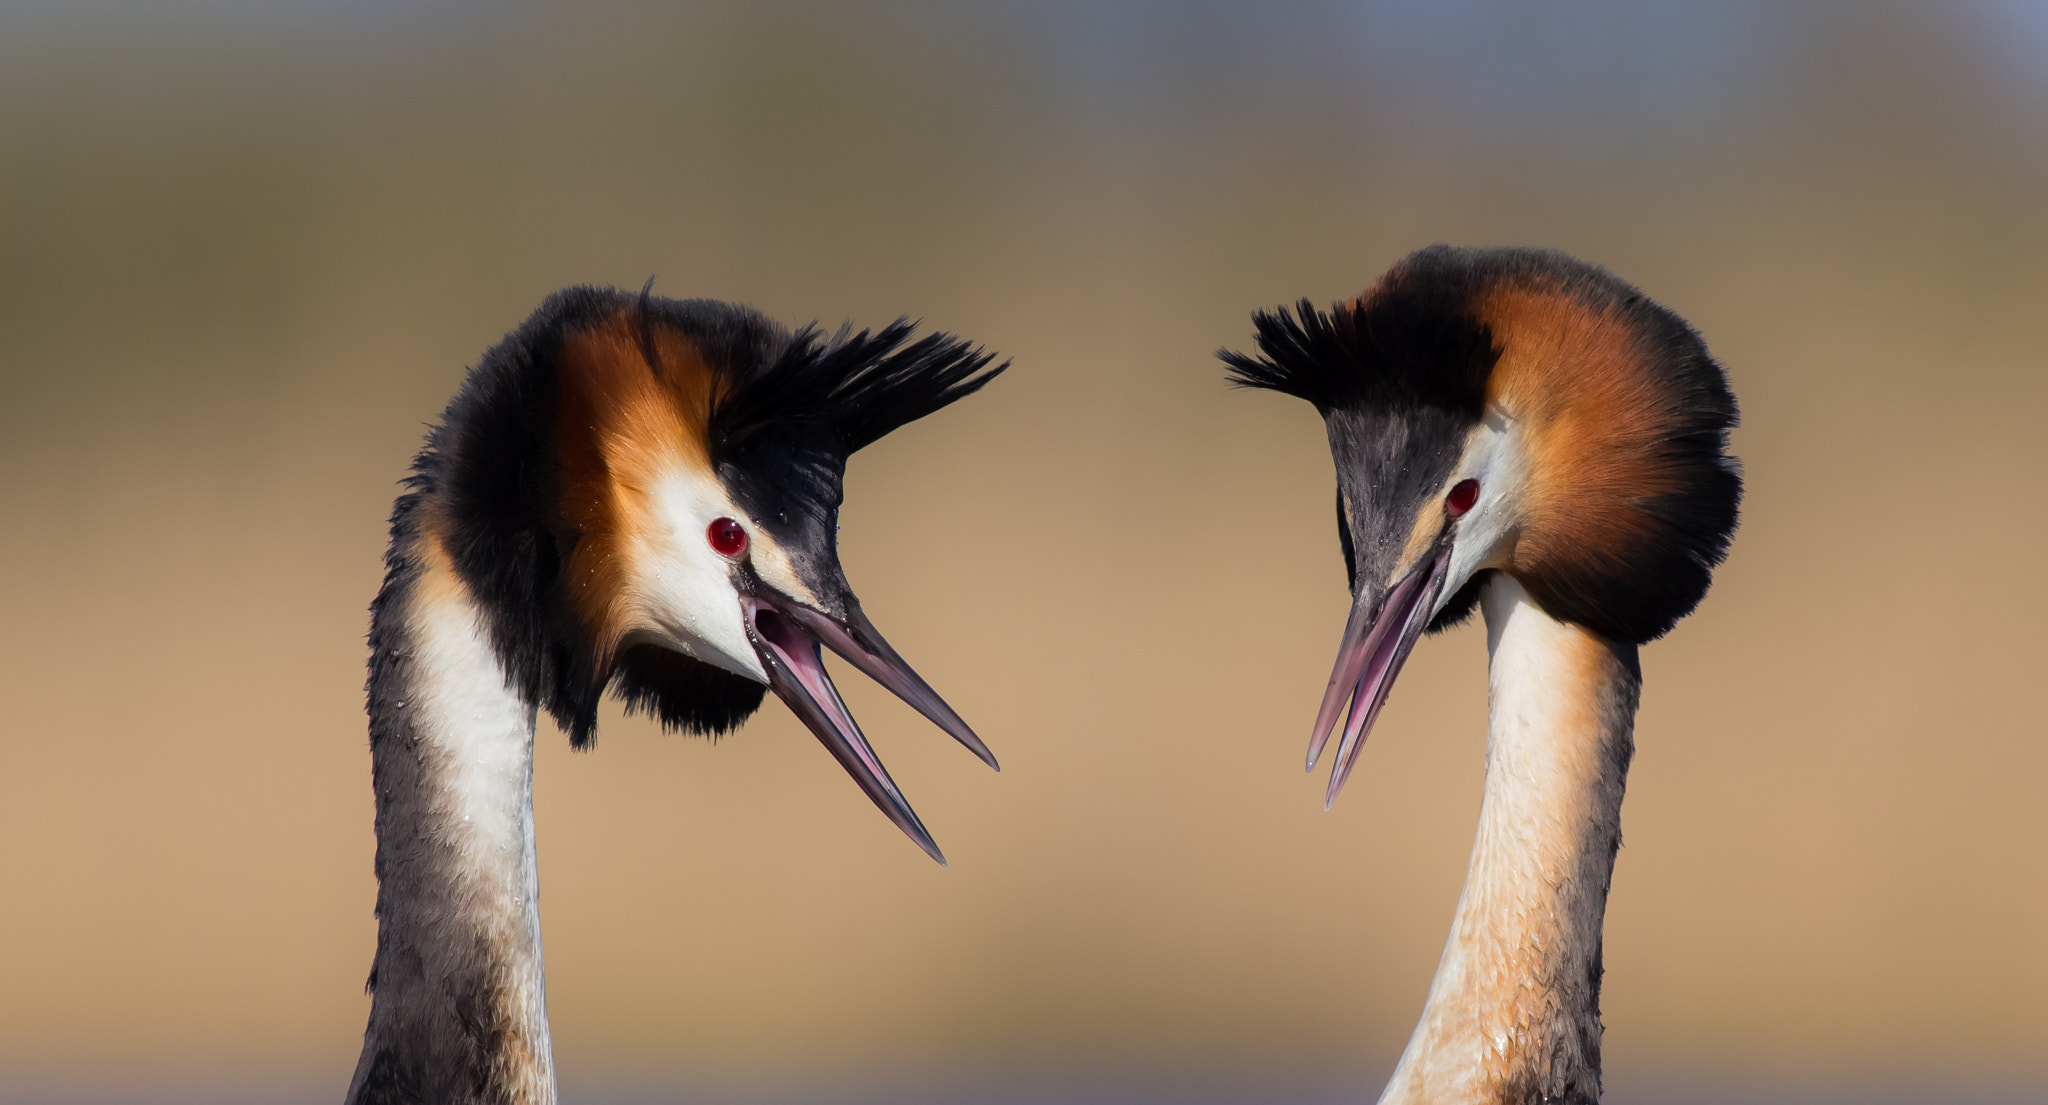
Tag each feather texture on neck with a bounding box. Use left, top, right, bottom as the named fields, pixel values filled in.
left=1379, top=574, right=1638, bottom=1105
left=348, top=530, right=555, bottom=1105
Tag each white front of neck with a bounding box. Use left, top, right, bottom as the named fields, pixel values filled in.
left=404, top=563, right=556, bottom=1100
left=409, top=576, right=542, bottom=895
left=1378, top=576, right=1625, bottom=1105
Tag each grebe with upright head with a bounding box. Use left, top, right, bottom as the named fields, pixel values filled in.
left=1222, top=246, right=1740, bottom=1104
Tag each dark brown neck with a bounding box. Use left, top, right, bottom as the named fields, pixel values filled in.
left=347, top=534, right=556, bottom=1105
left=1378, top=575, right=1639, bottom=1105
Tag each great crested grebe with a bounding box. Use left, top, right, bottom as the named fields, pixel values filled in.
left=1222, top=246, right=1740, bottom=1104
left=347, top=287, right=1004, bottom=1105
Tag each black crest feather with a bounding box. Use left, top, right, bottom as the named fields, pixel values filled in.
left=711, top=319, right=1005, bottom=457
left=1218, top=294, right=1495, bottom=418
left=706, top=320, right=1005, bottom=582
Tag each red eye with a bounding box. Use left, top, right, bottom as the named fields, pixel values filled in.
left=1446, top=479, right=1480, bottom=518
left=707, top=517, right=748, bottom=558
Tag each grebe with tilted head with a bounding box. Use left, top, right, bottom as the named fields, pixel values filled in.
left=1220, top=246, right=1740, bottom=1105
left=347, top=286, right=1004, bottom=1105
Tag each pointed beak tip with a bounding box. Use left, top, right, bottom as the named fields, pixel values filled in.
left=784, top=601, right=995, bottom=772
left=894, top=818, right=954, bottom=868
left=954, top=730, right=1001, bottom=773
left=751, top=605, right=954, bottom=868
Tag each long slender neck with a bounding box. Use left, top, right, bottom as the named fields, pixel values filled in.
left=1378, top=575, right=1639, bottom=1105
left=347, top=530, right=556, bottom=1105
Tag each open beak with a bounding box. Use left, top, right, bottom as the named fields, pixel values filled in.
left=1304, top=532, right=1455, bottom=809
left=742, top=588, right=993, bottom=865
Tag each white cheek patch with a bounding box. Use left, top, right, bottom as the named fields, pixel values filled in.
left=618, top=466, right=768, bottom=684
left=1437, top=409, right=1530, bottom=615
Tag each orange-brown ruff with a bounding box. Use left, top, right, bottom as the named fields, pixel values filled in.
left=1475, top=283, right=1712, bottom=623
left=553, top=312, right=723, bottom=671
left=1221, top=244, right=1740, bottom=1105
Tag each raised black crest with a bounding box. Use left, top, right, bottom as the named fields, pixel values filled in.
left=1217, top=292, right=1496, bottom=418
left=713, top=318, right=1006, bottom=456
left=707, top=319, right=1005, bottom=563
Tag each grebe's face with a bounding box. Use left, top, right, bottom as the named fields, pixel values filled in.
left=592, top=442, right=989, bottom=866
left=553, top=306, right=999, bottom=864
left=1311, top=399, right=1520, bottom=806
left=611, top=463, right=776, bottom=683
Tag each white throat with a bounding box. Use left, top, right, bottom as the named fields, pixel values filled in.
left=1377, top=575, right=1638, bottom=1105
left=347, top=549, right=557, bottom=1105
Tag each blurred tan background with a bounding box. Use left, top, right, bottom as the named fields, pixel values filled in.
left=0, top=2, right=2043, bottom=1102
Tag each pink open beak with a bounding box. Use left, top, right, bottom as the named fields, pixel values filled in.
left=744, top=593, right=990, bottom=864
left=1304, top=538, right=1454, bottom=808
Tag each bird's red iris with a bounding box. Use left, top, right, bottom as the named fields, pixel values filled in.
left=707, top=517, right=748, bottom=558
left=1446, top=478, right=1480, bottom=517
